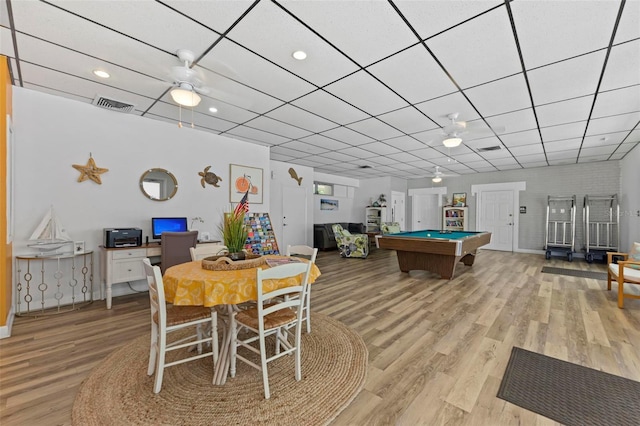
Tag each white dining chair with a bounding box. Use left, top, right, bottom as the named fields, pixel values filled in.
left=285, top=244, right=318, bottom=333
left=229, top=261, right=311, bottom=399
left=143, top=258, right=218, bottom=393
left=190, top=244, right=228, bottom=261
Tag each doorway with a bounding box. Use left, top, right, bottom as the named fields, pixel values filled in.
left=472, top=182, right=526, bottom=252
left=390, top=191, right=406, bottom=230
left=409, top=187, right=447, bottom=231
left=282, top=185, right=308, bottom=249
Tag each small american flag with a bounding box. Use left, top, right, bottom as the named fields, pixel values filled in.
left=234, top=190, right=249, bottom=216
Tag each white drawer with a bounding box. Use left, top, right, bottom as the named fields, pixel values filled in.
left=146, top=246, right=161, bottom=257
left=111, top=248, right=146, bottom=260
left=112, top=258, right=146, bottom=283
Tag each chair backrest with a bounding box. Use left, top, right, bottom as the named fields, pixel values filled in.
left=161, top=231, right=198, bottom=273
left=143, top=258, right=166, bottom=329
left=286, top=245, right=318, bottom=263
left=331, top=224, right=345, bottom=237
left=256, top=262, right=312, bottom=329
left=190, top=244, right=228, bottom=261
left=381, top=222, right=401, bottom=235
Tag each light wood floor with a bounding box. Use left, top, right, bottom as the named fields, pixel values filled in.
left=1, top=248, right=639, bottom=425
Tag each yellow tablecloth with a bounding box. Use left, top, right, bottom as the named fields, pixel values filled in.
left=163, top=255, right=321, bottom=307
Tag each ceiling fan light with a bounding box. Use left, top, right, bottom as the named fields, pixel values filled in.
left=170, top=87, right=201, bottom=107
left=432, top=176, right=442, bottom=183
left=443, top=137, right=462, bottom=148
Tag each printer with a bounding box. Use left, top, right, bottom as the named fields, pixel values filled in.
left=103, top=228, right=142, bottom=248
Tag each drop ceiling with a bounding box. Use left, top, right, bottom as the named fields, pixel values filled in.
left=1, top=0, right=638, bottom=179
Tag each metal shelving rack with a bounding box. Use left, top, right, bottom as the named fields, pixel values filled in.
left=544, top=195, right=577, bottom=262
left=583, top=194, right=619, bottom=263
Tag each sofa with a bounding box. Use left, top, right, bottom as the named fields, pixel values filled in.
left=314, top=222, right=365, bottom=250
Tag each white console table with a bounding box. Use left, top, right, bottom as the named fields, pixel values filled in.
left=101, top=242, right=220, bottom=309
left=15, top=251, right=94, bottom=316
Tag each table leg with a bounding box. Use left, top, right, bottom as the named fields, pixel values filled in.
left=212, top=304, right=234, bottom=385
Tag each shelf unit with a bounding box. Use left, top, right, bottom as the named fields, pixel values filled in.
left=244, top=212, right=280, bottom=255
left=365, top=207, right=387, bottom=233
left=443, top=207, right=468, bottom=231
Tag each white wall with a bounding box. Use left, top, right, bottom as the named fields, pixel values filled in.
left=620, top=145, right=640, bottom=249
left=13, top=88, right=270, bottom=298
left=313, top=172, right=360, bottom=223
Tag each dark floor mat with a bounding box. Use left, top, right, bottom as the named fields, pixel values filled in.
left=497, top=346, right=640, bottom=426
left=541, top=266, right=607, bottom=280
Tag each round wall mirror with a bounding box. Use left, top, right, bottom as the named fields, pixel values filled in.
left=140, top=168, right=178, bottom=201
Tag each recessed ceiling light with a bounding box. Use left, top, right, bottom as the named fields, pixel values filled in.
left=209, top=107, right=218, bottom=113
left=93, top=69, right=110, bottom=78
left=292, top=50, right=307, bottom=60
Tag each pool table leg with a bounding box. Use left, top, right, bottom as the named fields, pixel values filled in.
left=396, top=251, right=458, bottom=279
left=460, top=252, right=477, bottom=266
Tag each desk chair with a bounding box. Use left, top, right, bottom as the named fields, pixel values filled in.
left=190, top=244, right=228, bottom=261
left=160, top=231, right=198, bottom=273
left=143, top=259, right=218, bottom=393
left=229, top=262, right=311, bottom=399
left=286, top=245, right=318, bottom=333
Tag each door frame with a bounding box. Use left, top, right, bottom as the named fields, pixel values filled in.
left=471, top=181, right=526, bottom=252
left=408, top=187, right=447, bottom=231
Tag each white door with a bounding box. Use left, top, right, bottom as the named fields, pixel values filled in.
left=479, top=190, right=514, bottom=251
left=282, top=186, right=308, bottom=249
left=412, top=194, right=440, bottom=230
left=390, top=191, right=406, bottom=230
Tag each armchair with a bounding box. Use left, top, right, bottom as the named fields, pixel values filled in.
left=607, top=242, right=640, bottom=308
left=381, top=222, right=401, bottom=235
left=331, top=224, right=369, bottom=259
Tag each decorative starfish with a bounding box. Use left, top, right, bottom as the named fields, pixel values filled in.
left=72, top=155, right=109, bottom=184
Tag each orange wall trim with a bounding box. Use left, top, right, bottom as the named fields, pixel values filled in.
left=1, top=55, right=13, bottom=334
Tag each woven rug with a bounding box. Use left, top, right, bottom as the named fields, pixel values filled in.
left=72, top=313, right=367, bottom=426
left=541, top=266, right=607, bottom=280
left=498, top=346, right=640, bottom=426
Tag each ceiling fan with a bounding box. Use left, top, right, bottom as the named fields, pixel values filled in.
left=168, top=49, right=210, bottom=107
left=431, top=166, right=457, bottom=183
left=432, top=113, right=505, bottom=148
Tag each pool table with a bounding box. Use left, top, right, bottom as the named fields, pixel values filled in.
left=377, top=230, right=492, bottom=279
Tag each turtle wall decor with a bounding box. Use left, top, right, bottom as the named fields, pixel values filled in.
left=199, top=166, right=222, bottom=188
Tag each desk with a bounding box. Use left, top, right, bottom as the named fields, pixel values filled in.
left=100, top=241, right=221, bottom=309
left=163, top=256, right=321, bottom=384
left=377, top=230, right=491, bottom=279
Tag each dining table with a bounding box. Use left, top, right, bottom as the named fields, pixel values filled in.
left=163, top=255, right=321, bottom=385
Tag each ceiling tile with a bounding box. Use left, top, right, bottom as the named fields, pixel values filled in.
left=540, top=121, right=588, bottom=143
left=600, top=40, right=640, bottom=91
left=298, top=134, right=351, bottom=151
left=544, top=138, right=583, bottom=152
left=586, top=113, right=640, bottom=136
left=377, top=106, right=438, bottom=135
left=415, top=92, right=479, bottom=126
left=592, top=85, right=640, bottom=118
left=367, top=44, right=458, bottom=104
left=324, top=70, right=407, bottom=116
left=278, top=141, right=328, bottom=156
left=291, top=90, right=369, bottom=125
left=383, top=135, right=430, bottom=152
left=511, top=0, right=620, bottom=68
left=500, top=130, right=542, bottom=147
left=536, top=96, right=594, bottom=127
left=426, top=6, right=522, bottom=88
left=226, top=126, right=290, bottom=145
left=465, top=74, right=531, bottom=117
left=386, top=152, right=424, bottom=163
left=359, top=141, right=402, bottom=156
left=346, top=118, right=404, bottom=140
left=279, top=0, right=418, bottom=66
left=244, top=116, right=312, bottom=139
left=614, top=1, right=640, bottom=43
left=579, top=145, right=618, bottom=157
left=266, top=104, right=336, bottom=133
left=225, top=0, right=359, bottom=87
left=338, top=146, right=378, bottom=159
left=581, top=132, right=628, bottom=148
left=528, top=50, right=606, bottom=105
left=509, top=144, right=545, bottom=156
left=162, top=0, right=255, bottom=34
left=486, top=109, right=538, bottom=134
left=199, top=39, right=315, bottom=102
left=270, top=145, right=308, bottom=158
left=320, top=126, right=376, bottom=146
left=320, top=151, right=357, bottom=162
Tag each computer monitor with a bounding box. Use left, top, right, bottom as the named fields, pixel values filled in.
left=151, top=217, right=188, bottom=240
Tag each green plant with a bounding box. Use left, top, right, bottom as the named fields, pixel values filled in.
left=219, top=212, right=248, bottom=253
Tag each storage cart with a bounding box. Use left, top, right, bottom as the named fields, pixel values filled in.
left=545, top=195, right=577, bottom=262
left=583, top=194, right=619, bottom=263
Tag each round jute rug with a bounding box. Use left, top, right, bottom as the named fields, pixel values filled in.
left=72, top=313, right=367, bottom=426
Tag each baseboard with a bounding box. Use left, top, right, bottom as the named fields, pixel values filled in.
left=0, top=306, right=15, bottom=339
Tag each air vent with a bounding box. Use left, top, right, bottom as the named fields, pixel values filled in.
left=477, top=146, right=502, bottom=152
left=92, top=95, right=136, bottom=113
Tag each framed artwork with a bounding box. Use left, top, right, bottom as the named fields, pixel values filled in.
left=230, top=164, right=263, bottom=204
left=320, top=198, right=339, bottom=211
left=452, top=192, right=467, bottom=207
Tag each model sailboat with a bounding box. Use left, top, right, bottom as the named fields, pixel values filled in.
left=28, top=207, right=73, bottom=253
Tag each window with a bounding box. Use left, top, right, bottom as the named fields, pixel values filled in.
left=314, top=182, right=333, bottom=195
